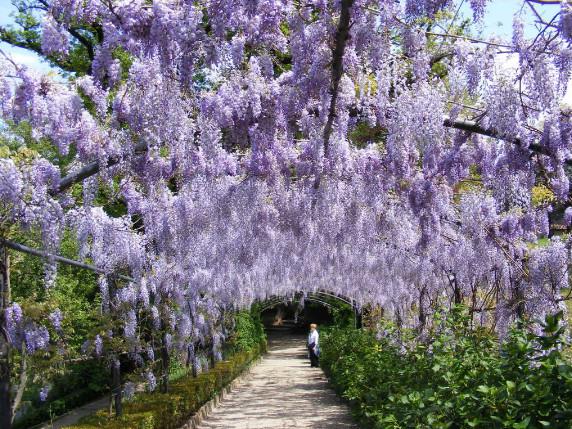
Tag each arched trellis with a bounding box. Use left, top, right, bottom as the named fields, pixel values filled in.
left=258, top=290, right=362, bottom=329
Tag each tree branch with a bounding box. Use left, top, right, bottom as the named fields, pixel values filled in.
left=0, top=25, right=42, bottom=56
left=67, top=27, right=95, bottom=61
left=10, top=350, right=27, bottom=422
left=525, top=0, right=561, bottom=4
left=442, top=117, right=572, bottom=166
left=54, top=141, right=148, bottom=194
left=426, top=31, right=513, bottom=49
left=51, top=119, right=566, bottom=200
left=323, top=0, right=354, bottom=157
left=430, top=50, right=453, bottom=66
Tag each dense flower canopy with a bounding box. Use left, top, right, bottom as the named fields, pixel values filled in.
left=1, top=0, right=572, bottom=358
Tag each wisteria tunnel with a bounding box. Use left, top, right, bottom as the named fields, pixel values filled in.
left=1, top=0, right=572, bottom=428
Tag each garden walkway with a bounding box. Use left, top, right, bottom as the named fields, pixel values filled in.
left=197, top=333, right=358, bottom=429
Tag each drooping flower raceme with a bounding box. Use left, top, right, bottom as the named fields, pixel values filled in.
left=0, top=0, right=571, bottom=364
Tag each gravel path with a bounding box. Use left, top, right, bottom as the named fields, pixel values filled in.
left=197, top=333, right=358, bottom=429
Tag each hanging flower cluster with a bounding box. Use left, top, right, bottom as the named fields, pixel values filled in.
left=1, top=0, right=571, bottom=361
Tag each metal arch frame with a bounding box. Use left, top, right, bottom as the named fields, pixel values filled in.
left=303, top=297, right=334, bottom=309
left=0, top=238, right=135, bottom=283
left=306, top=290, right=353, bottom=306
left=260, top=298, right=288, bottom=313
left=258, top=290, right=362, bottom=328
left=260, top=290, right=354, bottom=308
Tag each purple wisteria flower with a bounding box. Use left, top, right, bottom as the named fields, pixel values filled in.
left=146, top=371, right=157, bottom=392
left=49, top=309, right=63, bottom=332
left=39, top=386, right=50, bottom=402
left=124, top=382, right=136, bottom=400
left=564, top=207, right=572, bottom=227
left=0, top=0, right=570, bottom=364
left=94, top=335, right=103, bottom=357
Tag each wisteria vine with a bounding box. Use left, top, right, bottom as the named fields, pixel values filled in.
left=0, top=0, right=572, bottom=396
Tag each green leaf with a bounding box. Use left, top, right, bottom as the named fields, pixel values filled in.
left=476, top=385, right=490, bottom=394
left=513, top=417, right=531, bottom=429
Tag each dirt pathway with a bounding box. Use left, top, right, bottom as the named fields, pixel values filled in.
left=197, top=333, right=358, bottom=429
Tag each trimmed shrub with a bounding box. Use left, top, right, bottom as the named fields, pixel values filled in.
left=64, top=342, right=265, bottom=429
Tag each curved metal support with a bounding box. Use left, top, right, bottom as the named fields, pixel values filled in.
left=308, top=290, right=353, bottom=306
left=259, top=290, right=356, bottom=311
left=258, top=290, right=360, bottom=327
left=259, top=297, right=288, bottom=313
left=0, top=238, right=135, bottom=283
left=303, top=297, right=334, bottom=309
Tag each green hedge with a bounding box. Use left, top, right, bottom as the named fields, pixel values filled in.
left=65, top=341, right=266, bottom=429
left=320, top=308, right=572, bottom=429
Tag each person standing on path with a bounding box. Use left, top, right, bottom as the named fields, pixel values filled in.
left=308, top=323, right=320, bottom=367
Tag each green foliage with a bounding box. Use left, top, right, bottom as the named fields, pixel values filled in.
left=227, top=309, right=267, bottom=354
left=0, top=120, right=80, bottom=184
left=64, top=342, right=266, bottom=429
left=348, top=122, right=387, bottom=149
left=531, top=185, right=556, bottom=208
left=321, top=308, right=572, bottom=428
left=7, top=223, right=103, bottom=426
left=111, top=47, right=134, bottom=83
left=9, top=228, right=100, bottom=351
left=14, top=360, right=109, bottom=429
left=324, top=299, right=355, bottom=328
left=1, top=0, right=95, bottom=75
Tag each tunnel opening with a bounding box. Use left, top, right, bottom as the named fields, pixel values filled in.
left=259, top=291, right=359, bottom=334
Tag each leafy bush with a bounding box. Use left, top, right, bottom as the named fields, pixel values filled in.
left=321, top=307, right=572, bottom=428
left=227, top=309, right=267, bottom=354
left=65, top=341, right=266, bottom=429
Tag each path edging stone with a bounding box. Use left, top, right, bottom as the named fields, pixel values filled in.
left=178, top=356, right=262, bottom=429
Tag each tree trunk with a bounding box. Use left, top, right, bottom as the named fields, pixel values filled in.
left=451, top=274, right=462, bottom=305
left=191, top=359, right=198, bottom=378
left=107, top=277, right=122, bottom=417
left=273, top=305, right=284, bottom=326
left=160, top=335, right=169, bottom=393
left=418, top=286, right=427, bottom=334
left=209, top=346, right=216, bottom=369
left=11, top=349, right=27, bottom=422
left=111, top=357, right=122, bottom=417
left=0, top=346, right=10, bottom=429
left=353, top=301, right=362, bottom=329
left=513, top=278, right=526, bottom=323
left=185, top=343, right=193, bottom=367
left=188, top=308, right=197, bottom=378
left=0, top=243, right=12, bottom=429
